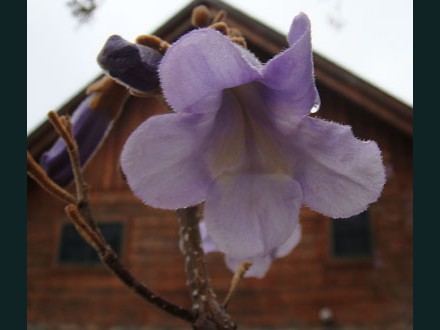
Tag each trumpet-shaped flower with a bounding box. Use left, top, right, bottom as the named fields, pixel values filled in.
left=198, top=221, right=302, bottom=278
left=121, top=13, right=385, bottom=262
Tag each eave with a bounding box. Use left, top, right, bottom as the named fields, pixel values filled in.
left=28, top=0, right=412, bottom=159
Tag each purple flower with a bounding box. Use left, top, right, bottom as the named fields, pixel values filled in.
left=198, top=221, right=302, bottom=278
left=41, top=78, right=128, bottom=186
left=97, top=35, right=163, bottom=93
left=121, top=13, right=385, bottom=262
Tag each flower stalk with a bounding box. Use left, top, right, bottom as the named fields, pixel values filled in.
left=177, top=206, right=236, bottom=329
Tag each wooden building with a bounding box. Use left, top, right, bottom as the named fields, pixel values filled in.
left=27, top=1, right=413, bottom=329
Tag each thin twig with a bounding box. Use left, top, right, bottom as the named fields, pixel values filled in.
left=103, top=250, right=195, bottom=323
left=65, top=204, right=105, bottom=250
left=65, top=204, right=195, bottom=322
left=58, top=112, right=195, bottom=322
left=27, top=151, right=76, bottom=204
left=48, top=111, right=88, bottom=202
left=222, top=262, right=252, bottom=309
left=28, top=112, right=196, bottom=324
left=47, top=111, right=99, bottom=234
left=46, top=112, right=74, bottom=148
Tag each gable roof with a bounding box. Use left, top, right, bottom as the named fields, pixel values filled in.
left=27, top=0, right=412, bottom=158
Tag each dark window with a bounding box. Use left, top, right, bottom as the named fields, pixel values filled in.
left=331, top=211, right=372, bottom=258
left=58, top=222, right=123, bottom=264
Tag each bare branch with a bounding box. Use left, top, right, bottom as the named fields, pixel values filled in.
left=28, top=112, right=196, bottom=324
left=65, top=204, right=195, bottom=322
left=48, top=111, right=88, bottom=202
left=65, top=204, right=104, bottom=250
left=27, top=150, right=76, bottom=204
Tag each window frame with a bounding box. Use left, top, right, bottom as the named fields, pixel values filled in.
left=55, top=220, right=126, bottom=267
left=329, top=210, right=374, bottom=260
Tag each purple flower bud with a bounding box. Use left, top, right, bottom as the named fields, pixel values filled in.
left=97, top=35, right=162, bottom=93
left=40, top=78, right=128, bottom=186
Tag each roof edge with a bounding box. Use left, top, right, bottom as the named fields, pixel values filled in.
left=28, top=0, right=412, bottom=157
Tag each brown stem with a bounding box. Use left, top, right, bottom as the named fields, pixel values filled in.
left=65, top=204, right=195, bottom=322
left=27, top=151, right=76, bottom=204
left=177, top=207, right=236, bottom=329
left=48, top=111, right=89, bottom=202
left=65, top=204, right=105, bottom=250
left=47, top=111, right=101, bottom=236
left=28, top=111, right=196, bottom=324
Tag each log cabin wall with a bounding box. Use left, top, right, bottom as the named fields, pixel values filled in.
left=27, top=1, right=412, bottom=329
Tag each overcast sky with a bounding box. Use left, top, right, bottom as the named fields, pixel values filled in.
left=27, top=0, right=413, bottom=134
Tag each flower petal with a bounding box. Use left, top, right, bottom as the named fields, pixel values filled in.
left=120, top=112, right=216, bottom=209
left=274, top=224, right=302, bottom=258
left=98, top=35, right=162, bottom=93
left=199, top=221, right=218, bottom=254
left=226, top=224, right=302, bottom=279
left=160, top=28, right=262, bottom=113
left=261, top=13, right=319, bottom=119
left=200, top=221, right=301, bottom=278
left=199, top=219, right=273, bottom=278
left=204, top=173, right=302, bottom=259
left=292, top=117, right=386, bottom=218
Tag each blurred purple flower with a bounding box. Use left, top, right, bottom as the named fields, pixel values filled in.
left=198, top=221, right=301, bottom=278
left=121, top=13, right=385, bottom=262
left=40, top=78, right=129, bottom=186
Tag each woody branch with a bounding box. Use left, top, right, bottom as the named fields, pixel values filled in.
left=27, top=111, right=194, bottom=323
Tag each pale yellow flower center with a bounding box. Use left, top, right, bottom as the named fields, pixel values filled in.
left=208, top=83, right=292, bottom=178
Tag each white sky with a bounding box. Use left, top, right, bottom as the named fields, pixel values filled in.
left=27, top=0, right=413, bottom=134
